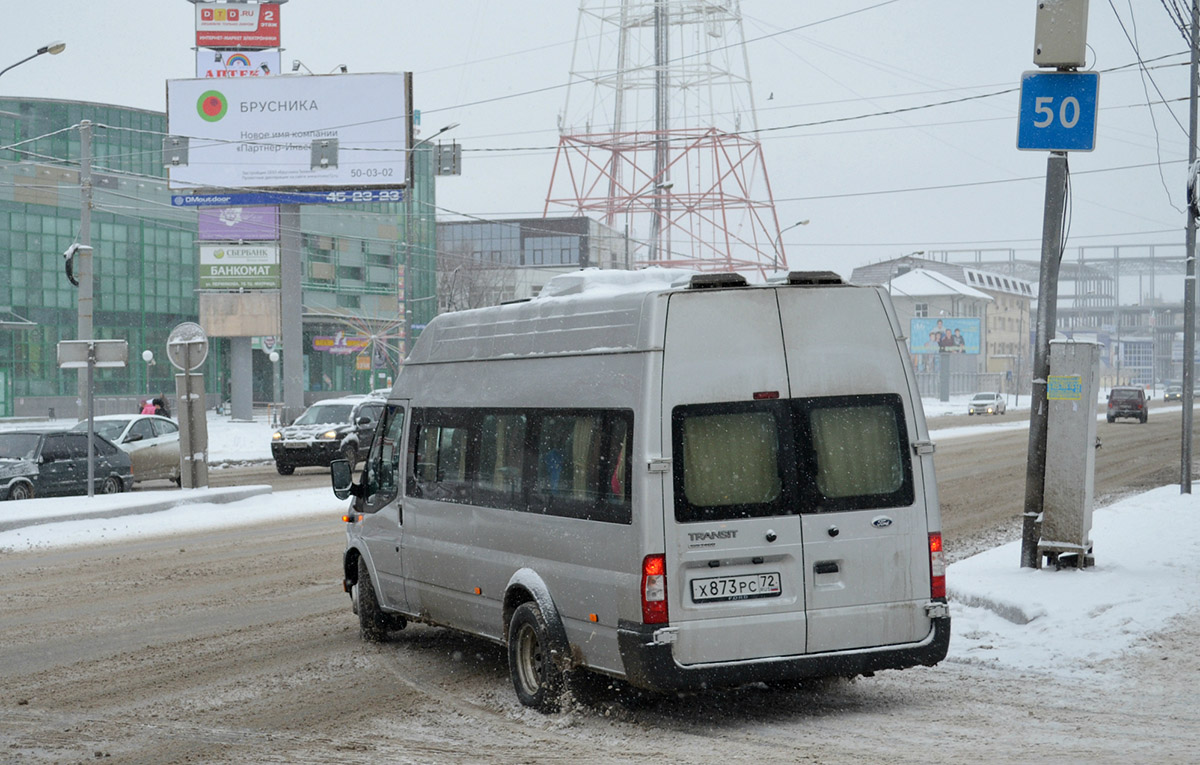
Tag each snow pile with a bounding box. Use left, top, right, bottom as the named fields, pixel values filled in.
left=949, top=485, right=1200, bottom=677
left=536, top=266, right=698, bottom=298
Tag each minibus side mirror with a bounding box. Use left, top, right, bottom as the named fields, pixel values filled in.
left=331, top=458, right=353, bottom=500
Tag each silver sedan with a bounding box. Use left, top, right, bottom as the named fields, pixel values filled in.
left=70, top=415, right=181, bottom=485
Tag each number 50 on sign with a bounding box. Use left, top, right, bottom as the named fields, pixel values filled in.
left=1017, top=71, right=1100, bottom=152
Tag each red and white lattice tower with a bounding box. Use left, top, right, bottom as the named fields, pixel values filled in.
left=545, top=0, right=786, bottom=278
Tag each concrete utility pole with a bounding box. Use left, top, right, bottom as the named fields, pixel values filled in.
left=76, top=120, right=93, bottom=412
left=1021, top=152, right=1068, bottom=568
left=280, top=204, right=303, bottom=425
left=1181, top=0, right=1198, bottom=494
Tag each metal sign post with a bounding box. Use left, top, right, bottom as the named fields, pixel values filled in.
left=57, top=339, right=128, bottom=497
left=1016, top=0, right=1097, bottom=568
left=167, top=322, right=210, bottom=489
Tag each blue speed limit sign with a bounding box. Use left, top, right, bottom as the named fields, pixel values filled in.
left=1017, top=71, right=1100, bottom=152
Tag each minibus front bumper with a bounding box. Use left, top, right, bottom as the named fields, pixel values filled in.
left=616, top=614, right=950, bottom=692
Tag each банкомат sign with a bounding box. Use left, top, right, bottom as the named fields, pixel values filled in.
left=199, top=243, right=280, bottom=290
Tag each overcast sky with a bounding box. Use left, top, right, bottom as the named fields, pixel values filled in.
left=2, top=1, right=1193, bottom=286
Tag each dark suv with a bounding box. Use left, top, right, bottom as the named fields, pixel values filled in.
left=1107, top=386, right=1147, bottom=424
left=271, top=396, right=385, bottom=475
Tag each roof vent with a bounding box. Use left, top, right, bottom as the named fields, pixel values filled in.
left=786, top=271, right=844, bottom=286
left=687, top=273, right=748, bottom=290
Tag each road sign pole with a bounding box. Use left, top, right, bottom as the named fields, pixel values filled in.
left=1021, top=151, right=1069, bottom=569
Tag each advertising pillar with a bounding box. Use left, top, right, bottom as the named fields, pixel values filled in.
left=1039, top=340, right=1101, bottom=568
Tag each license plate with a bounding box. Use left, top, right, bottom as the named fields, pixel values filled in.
left=691, top=572, right=782, bottom=602
left=284, top=441, right=308, bottom=449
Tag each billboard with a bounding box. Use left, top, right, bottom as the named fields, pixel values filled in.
left=909, top=317, right=981, bottom=355
left=198, top=206, right=279, bottom=240
left=196, top=49, right=281, bottom=78
left=313, top=333, right=370, bottom=355
left=195, top=3, right=281, bottom=48
left=199, top=243, right=280, bottom=290
left=166, top=73, right=411, bottom=191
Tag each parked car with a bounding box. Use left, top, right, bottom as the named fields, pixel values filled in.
left=968, top=392, right=1006, bottom=416
left=271, top=395, right=385, bottom=475
left=70, top=414, right=181, bottom=485
left=1107, top=386, right=1148, bottom=423
left=1164, top=384, right=1183, bottom=402
left=0, top=429, right=132, bottom=500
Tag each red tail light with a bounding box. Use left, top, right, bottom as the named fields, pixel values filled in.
left=928, top=532, right=946, bottom=599
left=641, top=554, right=668, bottom=624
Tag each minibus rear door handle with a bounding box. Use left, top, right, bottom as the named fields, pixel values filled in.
left=814, top=561, right=839, bottom=575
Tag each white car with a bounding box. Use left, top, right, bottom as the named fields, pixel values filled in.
left=70, top=414, right=181, bottom=484
left=968, top=392, right=1006, bottom=416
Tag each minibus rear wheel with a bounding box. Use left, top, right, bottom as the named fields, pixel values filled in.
left=508, top=602, right=564, bottom=712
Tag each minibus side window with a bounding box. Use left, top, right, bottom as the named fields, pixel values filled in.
left=362, top=405, right=404, bottom=515
left=477, top=413, right=526, bottom=509
left=532, top=413, right=602, bottom=505
left=793, top=394, right=913, bottom=513
left=410, top=409, right=477, bottom=504
left=528, top=410, right=632, bottom=524
left=600, top=413, right=632, bottom=520
left=672, top=402, right=791, bottom=523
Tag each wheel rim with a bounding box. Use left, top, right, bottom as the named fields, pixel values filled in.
left=12, top=484, right=30, bottom=500
left=514, top=623, right=544, bottom=696
left=101, top=478, right=119, bottom=494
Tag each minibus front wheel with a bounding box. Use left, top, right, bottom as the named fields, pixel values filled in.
left=356, top=557, right=405, bottom=641
left=508, top=602, right=565, bottom=712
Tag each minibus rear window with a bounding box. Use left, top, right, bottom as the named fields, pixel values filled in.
left=671, top=402, right=792, bottom=523
left=798, top=395, right=912, bottom=512
left=672, top=394, right=912, bottom=522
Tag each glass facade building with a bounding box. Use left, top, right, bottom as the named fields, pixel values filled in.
left=0, top=97, right=432, bottom=417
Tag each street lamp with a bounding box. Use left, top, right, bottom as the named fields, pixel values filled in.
left=0, top=41, right=65, bottom=79
left=771, top=219, right=810, bottom=271
left=624, top=181, right=674, bottom=270
left=141, top=350, right=155, bottom=395
left=268, top=351, right=281, bottom=425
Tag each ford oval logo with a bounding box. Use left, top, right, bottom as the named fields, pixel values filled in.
left=871, top=516, right=894, bottom=528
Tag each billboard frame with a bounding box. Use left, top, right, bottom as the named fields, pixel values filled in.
left=166, top=71, right=413, bottom=193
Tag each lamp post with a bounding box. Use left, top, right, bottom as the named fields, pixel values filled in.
left=771, top=219, right=810, bottom=272
left=268, top=351, right=281, bottom=425
left=0, top=41, right=65, bottom=79
left=624, top=181, right=674, bottom=270
left=405, top=122, right=459, bottom=352
left=141, top=350, right=155, bottom=396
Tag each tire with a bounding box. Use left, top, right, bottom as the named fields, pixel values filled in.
left=275, top=461, right=295, bottom=476
left=8, top=481, right=33, bottom=501
left=99, top=476, right=122, bottom=495
left=508, top=601, right=565, bottom=713
left=356, top=556, right=403, bottom=641
left=1107, top=415, right=1115, bottom=423
left=1141, top=413, right=1148, bottom=424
